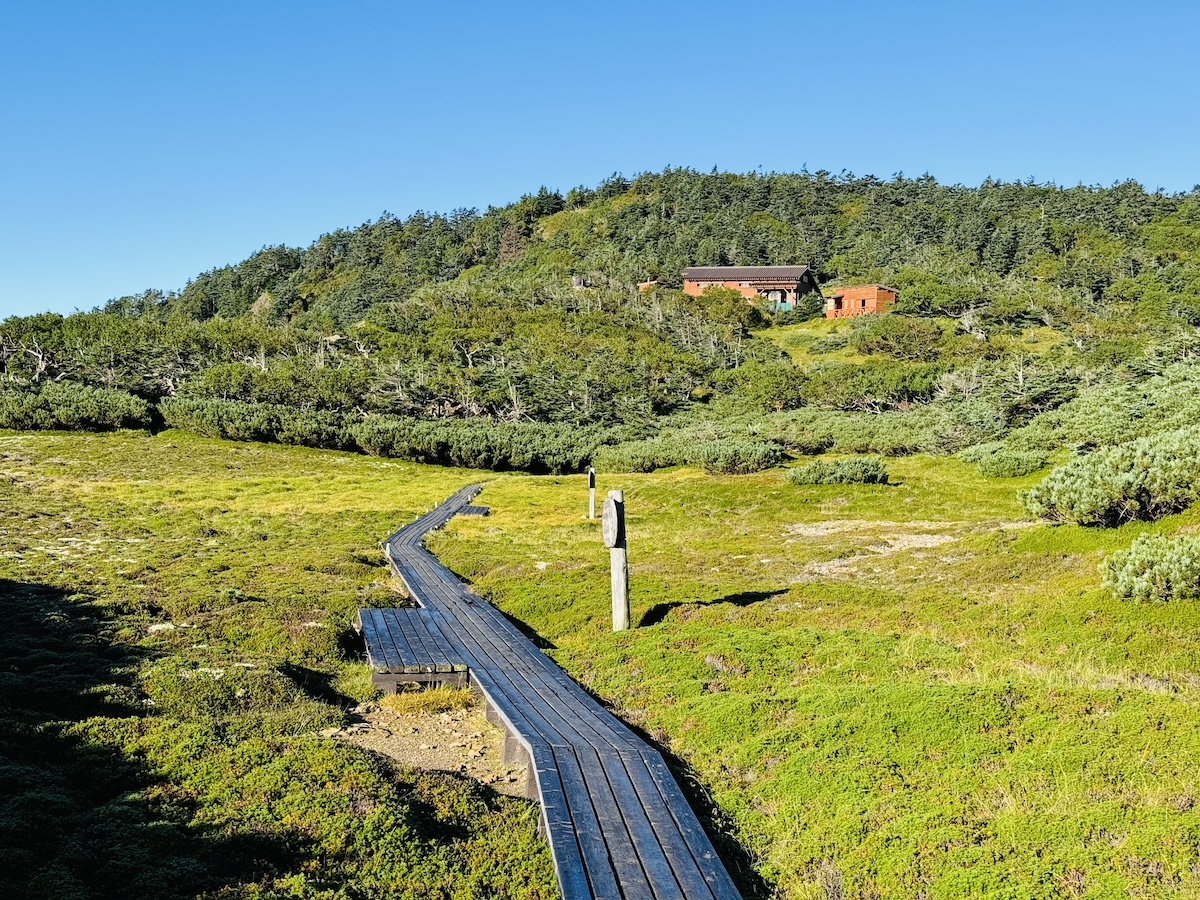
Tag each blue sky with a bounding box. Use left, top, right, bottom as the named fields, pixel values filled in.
left=2, top=0, right=1197, bottom=318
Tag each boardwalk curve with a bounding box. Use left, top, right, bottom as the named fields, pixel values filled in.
left=376, top=484, right=743, bottom=900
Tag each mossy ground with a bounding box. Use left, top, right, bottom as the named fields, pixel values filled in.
left=5, top=430, right=1200, bottom=899
left=431, top=458, right=1200, bottom=899
left=0, top=429, right=556, bottom=899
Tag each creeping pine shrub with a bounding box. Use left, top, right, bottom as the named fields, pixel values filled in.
left=159, top=398, right=626, bottom=472
left=160, top=398, right=355, bottom=449
left=808, top=331, right=852, bottom=354
left=1021, top=426, right=1200, bottom=526
left=351, top=416, right=624, bottom=473
left=786, top=456, right=889, bottom=485
left=1012, top=364, right=1200, bottom=451
left=691, top=440, right=786, bottom=474
left=1101, top=533, right=1200, bottom=602
left=958, top=441, right=1048, bottom=477
left=595, top=436, right=784, bottom=474
left=0, top=381, right=152, bottom=431
left=764, top=400, right=1007, bottom=457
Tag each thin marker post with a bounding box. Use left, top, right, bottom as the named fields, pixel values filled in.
left=602, top=490, right=630, bottom=631
left=588, top=467, right=596, bottom=520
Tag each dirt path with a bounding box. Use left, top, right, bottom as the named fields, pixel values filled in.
left=327, top=701, right=530, bottom=797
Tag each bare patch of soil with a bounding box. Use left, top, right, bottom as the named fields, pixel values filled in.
left=327, top=702, right=530, bottom=796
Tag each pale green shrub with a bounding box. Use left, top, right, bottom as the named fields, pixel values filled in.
left=1021, top=426, right=1200, bottom=525
left=1102, top=533, right=1200, bottom=602
left=959, top=441, right=1048, bottom=478
left=786, top=456, right=889, bottom=485
left=595, top=436, right=784, bottom=474
left=766, top=401, right=1006, bottom=457
left=691, top=440, right=785, bottom=475
left=1014, top=364, right=1200, bottom=451
left=0, top=381, right=152, bottom=431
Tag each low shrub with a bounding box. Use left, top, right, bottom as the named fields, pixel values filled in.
left=1101, top=533, right=1200, bottom=602
left=765, top=400, right=1007, bottom=457
left=850, top=315, right=947, bottom=362
left=785, top=456, right=889, bottom=485
left=351, top=415, right=623, bottom=473
left=594, top=435, right=785, bottom=475
left=1020, top=426, right=1200, bottom=525
left=160, top=398, right=354, bottom=449
left=691, top=440, right=786, bottom=475
left=0, top=381, right=152, bottom=431
left=158, top=398, right=625, bottom=472
left=959, top=442, right=1048, bottom=478
left=1012, top=364, right=1200, bottom=451
left=808, top=331, right=852, bottom=354
left=797, top=361, right=945, bottom=412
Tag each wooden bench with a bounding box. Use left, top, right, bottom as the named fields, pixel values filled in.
left=358, top=606, right=468, bottom=690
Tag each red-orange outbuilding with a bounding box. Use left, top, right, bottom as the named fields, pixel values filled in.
left=826, top=285, right=897, bottom=319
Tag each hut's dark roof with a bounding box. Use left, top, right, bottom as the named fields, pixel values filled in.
left=682, top=265, right=811, bottom=281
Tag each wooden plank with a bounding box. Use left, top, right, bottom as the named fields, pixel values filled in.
left=409, top=611, right=448, bottom=672
left=553, top=745, right=623, bottom=900
left=396, top=528, right=710, bottom=888
left=407, top=611, right=451, bottom=673
left=360, top=607, right=404, bottom=674
left=618, top=751, right=719, bottom=900
left=571, top=744, right=653, bottom=895
left=376, top=608, right=420, bottom=674
left=380, top=608, right=423, bottom=674
left=357, top=608, right=393, bottom=673
left=642, top=756, right=742, bottom=900
left=418, top=574, right=639, bottom=756
left=593, top=746, right=685, bottom=900
left=390, top=609, right=437, bottom=673
left=416, top=611, right=467, bottom=673
left=528, top=743, right=593, bottom=900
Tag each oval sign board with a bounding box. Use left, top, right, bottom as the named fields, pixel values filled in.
left=602, top=497, right=621, bottom=548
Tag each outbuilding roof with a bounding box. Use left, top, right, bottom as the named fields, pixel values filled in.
left=682, top=265, right=812, bottom=281
left=827, top=284, right=898, bottom=297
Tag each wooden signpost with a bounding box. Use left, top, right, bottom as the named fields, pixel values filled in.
left=588, top=467, right=596, bottom=520
left=602, top=489, right=630, bottom=631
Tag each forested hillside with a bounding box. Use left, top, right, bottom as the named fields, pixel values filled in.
left=4, top=169, right=1200, bottom=470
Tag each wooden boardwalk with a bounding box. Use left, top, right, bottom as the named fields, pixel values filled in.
left=370, top=484, right=742, bottom=900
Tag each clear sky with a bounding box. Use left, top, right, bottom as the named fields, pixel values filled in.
left=2, top=0, right=1197, bottom=319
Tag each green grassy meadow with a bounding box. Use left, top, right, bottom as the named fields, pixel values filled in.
left=4, top=429, right=1200, bottom=898
left=0, top=430, right=555, bottom=899
left=432, top=460, right=1200, bottom=899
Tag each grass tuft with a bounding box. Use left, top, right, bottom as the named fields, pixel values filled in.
left=380, top=685, right=476, bottom=716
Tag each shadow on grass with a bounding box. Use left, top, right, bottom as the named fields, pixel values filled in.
left=639, top=588, right=789, bottom=628
left=0, top=579, right=309, bottom=899
left=278, top=661, right=359, bottom=709
left=497, top=608, right=558, bottom=650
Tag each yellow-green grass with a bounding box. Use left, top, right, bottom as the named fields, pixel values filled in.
left=0, top=429, right=556, bottom=899
left=432, top=459, right=1200, bottom=899
left=753, top=317, right=870, bottom=365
